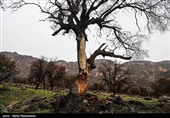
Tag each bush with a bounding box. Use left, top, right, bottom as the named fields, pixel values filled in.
left=128, top=85, right=150, bottom=96
left=88, top=82, right=105, bottom=91
left=64, top=74, right=77, bottom=89
left=151, top=78, right=170, bottom=97
left=12, top=76, right=29, bottom=84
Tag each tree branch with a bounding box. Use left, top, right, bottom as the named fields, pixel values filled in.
left=87, top=43, right=131, bottom=69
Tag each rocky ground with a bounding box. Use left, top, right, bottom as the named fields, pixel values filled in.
left=1, top=93, right=170, bottom=114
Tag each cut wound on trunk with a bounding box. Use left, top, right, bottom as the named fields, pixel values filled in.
left=75, top=74, right=88, bottom=96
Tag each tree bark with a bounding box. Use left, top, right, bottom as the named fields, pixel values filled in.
left=76, top=33, right=93, bottom=96
left=69, top=33, right=91, bottom=96
left=63, top=33, right=90, bottom=111
left=76, top=33, right=87, bottom=73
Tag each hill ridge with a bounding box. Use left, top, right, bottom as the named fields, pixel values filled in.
left=1, top=51, right=170, bottom=88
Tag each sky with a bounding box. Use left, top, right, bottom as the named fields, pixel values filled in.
left=0, top=3, right=170, bottom=63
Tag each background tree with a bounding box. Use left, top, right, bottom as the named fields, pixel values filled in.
left=6, top=0, right=170, bottom=96
left=46, top=60, right=59, bottom=90
left=151, top=78, right=170, bottom=97
left=0, top=52, right=19, bottom=84
left=99, top=60, right=130, bottom=95
left=55, top=66, right=67, bottom=89
left=47, top=62, right=67, bottom=90
left=29, top=56, right=49, bottom=89
left=29, top=56, right=66, bottom=90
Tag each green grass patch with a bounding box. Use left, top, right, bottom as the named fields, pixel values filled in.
left=0, top=85, right=69, bottom=113
left=122, top=94, right=159, bottom=105
left=89, top=91, right=159, bottom=105
left=0, top=86, right=56, bottom=106
left=0, top=85, right=161, bottom=113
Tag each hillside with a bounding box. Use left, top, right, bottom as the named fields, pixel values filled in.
left=2, top=51, right=170, bottom=89
left=2, top=52, right=38, bottom=78
left=124, top=60, right=170, bottom=80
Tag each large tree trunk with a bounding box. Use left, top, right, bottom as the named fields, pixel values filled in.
left=77, top=33, right=87, bottom=74
left=76, top=32, right=89, bottom=96
left=59, top=33, right=93, bottom=112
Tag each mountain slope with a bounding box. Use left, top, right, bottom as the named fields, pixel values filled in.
left=2, top=51, right=170, bottom=88
left=2, top=51, right=38, bottom=78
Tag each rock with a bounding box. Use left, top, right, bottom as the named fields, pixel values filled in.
left=20, top=85, right=27, bottom=90
left=114, top=96, right=124, bottom=104
left=0, top=105, right=8, bottom=113
left=110, top=94, right=115, bottom=98
left=91, top=99, right=105, bottom=107
left=158, top=95, right=170, bottom=103
left=23, top=104, right=37, bottom=112
left=38, top=101, right=49, bottom=110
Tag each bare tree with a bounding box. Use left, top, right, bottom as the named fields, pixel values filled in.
left=46, top=61, right=58, bottom=90
left=47, top=61, right=67, bottom=90
left=5, top=0, right=170, bottom=96
left=29, top=56, right=67, bottom=90
left=99, top=60, right=130, bottom=95
left=29, top=56, right=49, bottom=89
left=0, top=52, right=19, bottom=84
